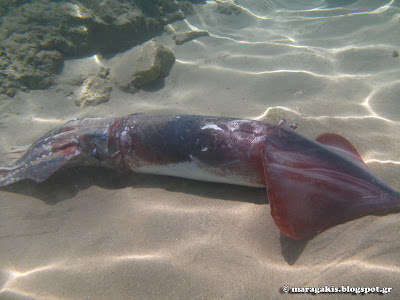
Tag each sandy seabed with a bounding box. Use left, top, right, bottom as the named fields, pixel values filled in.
left=1, top=0, right=400, bottom=299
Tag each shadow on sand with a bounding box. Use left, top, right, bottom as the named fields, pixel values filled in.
left=1, top=166, right=309, bottom=264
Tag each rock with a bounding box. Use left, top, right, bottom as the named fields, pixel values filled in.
left=0, top=0, right=192, bottom=97
left=176, top=1, right=196, bottom=15
left=34, top=50, right=63, bottom=73
left=111, top=40, right=175, bottom=93
left=216, top=1, right=242, bottom=15
left=73, top=68, right=112, bottom=108
left=173, top=30, right=209, bottom=45
left=3, top=48, right=63, bottom=92
left=177, top=0, right=206, bottom=3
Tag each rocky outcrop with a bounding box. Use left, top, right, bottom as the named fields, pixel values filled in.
left=0, top=0, right=188, bottom=97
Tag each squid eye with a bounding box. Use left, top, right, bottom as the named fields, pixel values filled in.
left=92, top=146, right=101, bottom=160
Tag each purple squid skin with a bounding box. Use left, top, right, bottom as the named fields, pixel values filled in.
left=1, top=113, right=399, bottom=239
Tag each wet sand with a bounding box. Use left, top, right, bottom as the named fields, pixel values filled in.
left=1, top=1, right=400, bottom=299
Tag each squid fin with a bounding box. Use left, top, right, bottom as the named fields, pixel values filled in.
left=263, top=129, right=399, bottom=239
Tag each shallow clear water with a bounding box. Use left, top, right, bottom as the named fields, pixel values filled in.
left=1, top=0, right=400, bottom=299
